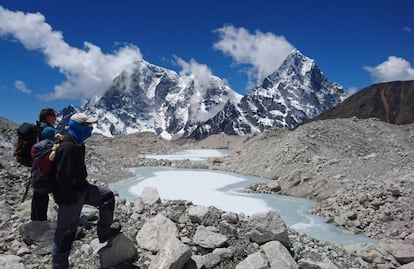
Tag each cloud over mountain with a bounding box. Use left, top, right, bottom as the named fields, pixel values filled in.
left=364, top=56, right=414, bottom=83
left=213, top=25, right=295, bottom=88
left=0, top=6, right=142, bottom=101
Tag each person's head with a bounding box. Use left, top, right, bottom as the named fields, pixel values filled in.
left=68, top=113, right=98, bottom=143
left=39, top=108, right=56, bottom=125
left=41, top=127, right=56, bottom=141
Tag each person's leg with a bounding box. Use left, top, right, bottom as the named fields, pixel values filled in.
left=84, top=183, right=118, bottom=242
left=31, top=191, right=49, bottom=221
left=52, top=192, right=84, bottom=269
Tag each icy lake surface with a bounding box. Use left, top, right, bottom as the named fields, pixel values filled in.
left=109, top=149, right=378, bottom=245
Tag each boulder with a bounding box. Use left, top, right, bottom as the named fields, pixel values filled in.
left=380, top=240, right=414, bottom=264
left=98, top=233, right=137, bottom=268
left=19, top=221, right=56, bottom=254
left=188, top=205, right=209, bottom=224
left=246, top=211, right=290, bottom=248
left=136, top=213, right=178, bottom=252
left=261, top=240, right=298, bottom=269
left=235, top=252, right=268, bottom=269
left=149, top=238, right=192, bottom=269
left=0, top=254, right=26, bottom=269
left=193, top=225, right=228, bottom=249
left=140, top=187, right=161, bottom=205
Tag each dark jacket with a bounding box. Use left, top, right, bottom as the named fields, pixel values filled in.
left=53, top=134, right=88, bottom=205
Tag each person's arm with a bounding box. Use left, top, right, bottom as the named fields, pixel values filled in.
left=55, top=143, right=78, bottom=205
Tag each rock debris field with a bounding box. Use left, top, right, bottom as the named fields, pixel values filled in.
left=0, top=117, right=413, bottom=268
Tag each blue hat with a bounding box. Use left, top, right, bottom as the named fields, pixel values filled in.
left=41, top=126, right=56, bottom=141
left=68, top=118, right=94, bottom=143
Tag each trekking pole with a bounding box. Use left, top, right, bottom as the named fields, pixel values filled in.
left=21, top=175, right=31, bottom=203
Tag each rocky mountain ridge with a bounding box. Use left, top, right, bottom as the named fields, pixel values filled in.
left=57, top=49, right=347, bottom=140
left=308, top=80, right=414, bottom=124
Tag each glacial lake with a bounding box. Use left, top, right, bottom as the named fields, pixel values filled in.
left=109, top=149, right=378, bottom=246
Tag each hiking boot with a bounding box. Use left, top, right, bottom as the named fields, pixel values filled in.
left=97, top=225, right=121, bottom=243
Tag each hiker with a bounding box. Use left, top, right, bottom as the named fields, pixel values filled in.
left=52, top=113, right=120, bottom=269
left=31, top=108, right=57, bottom=221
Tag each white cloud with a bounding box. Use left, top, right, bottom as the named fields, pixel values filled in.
left=213, top=25, right=294, bottom=88
left=346, top=86, right=358, bottom=95
left=174, top=57, right=230, bottom=122
left=0, top=6, right=142, bottom=101
left=175, top=57, right=213, bottom=121
left=14, top=80, right=31, bottom=94
left=175, top=56, right=213, bottom=88
left=364, top=56, right=414, bottom=83
left=404, top=26, right=412, bottom=33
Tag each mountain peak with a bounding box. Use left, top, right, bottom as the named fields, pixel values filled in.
left=262, top=49, right=316, bottom=86
left=58, top=51, right=347, bottom=139
left=242, top=50, right=347, bottom=130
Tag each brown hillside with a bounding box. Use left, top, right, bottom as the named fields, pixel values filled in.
left=309, top=80, right=414, bottom=124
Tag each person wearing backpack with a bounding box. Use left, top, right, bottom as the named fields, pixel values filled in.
left=51, top=113, right=120, bottom=269
left=31, top=108, right=57, bottom=221
left=39, top=108, right=57, bottom=141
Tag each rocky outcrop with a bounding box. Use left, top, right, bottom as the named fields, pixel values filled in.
left=2, top=176, right=413, bottom=269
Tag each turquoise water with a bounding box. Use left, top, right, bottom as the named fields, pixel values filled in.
left=109, top=166, right=378, bottom=246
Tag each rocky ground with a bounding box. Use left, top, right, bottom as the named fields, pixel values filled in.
left=0, top=116, right=414, bottom=268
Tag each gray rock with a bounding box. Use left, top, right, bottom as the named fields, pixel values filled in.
left=19, top=221, right=56, bottom=254
left=136, top=213, right=178, bottom=252
left=0, top=201, right=14, bottom=222
left=235, top=251, right=269, bottom=269
left=399, top=262, right=414, bottom=269
left=261, top=240, right=298, bottom=269
left=212, top=247, right=234, bottom=259
left=0, top=254, right=26, bottom=269
left=266, top=181, right=281, bottom=192
left=98, top=233, right=137, bottom=268
left=188, top=205, right=209, bottom=224
left=297, top=257, right=338, bottom=269
left=221, top=212, right=239, bottom=224
left=132, top=196, right=145, bottom=213
left=380, top=240, right=414, bottom=264
left=149, top=237, right=191, bottom=269
left=333, top=215, right=347, bottom=226
left=140, top=186, right=161, bottom=205
left=246, top=211, right=290, bottom=248
left=191, top=252, right=222, bottom=269
left=193, top=225, right=228, bottom=249
left=404, top=234, right=414, bottom=245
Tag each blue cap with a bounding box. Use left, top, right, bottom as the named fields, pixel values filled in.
left=41, top=126, right=56, bottom=141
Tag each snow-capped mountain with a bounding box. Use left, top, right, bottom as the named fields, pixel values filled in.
left=78, top=59, right=243, bottom=140
left=239, top=49, right=348, bottom=130
left=58, top=50, right=348, bottom=139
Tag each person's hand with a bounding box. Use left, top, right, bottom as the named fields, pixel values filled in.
left=55, top=133, right=64, bottom=141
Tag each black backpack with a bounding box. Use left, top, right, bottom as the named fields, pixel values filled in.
left=30, top=139, right=59, bottom=194
left=14, top=121, right=41, bottom=167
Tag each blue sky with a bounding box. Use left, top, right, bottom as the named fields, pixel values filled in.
left=0, top=0, right=413, bottom=124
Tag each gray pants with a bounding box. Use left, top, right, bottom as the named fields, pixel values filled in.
left=52, top=183, right=114, bottom=269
